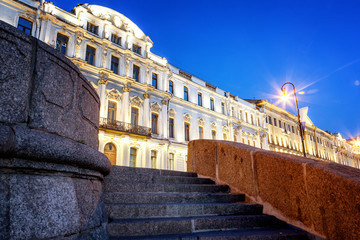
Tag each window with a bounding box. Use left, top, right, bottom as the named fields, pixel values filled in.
left=107, top=101, right=117, bottom=122
left=240, top=110, right=243, bottom=120
left=111, top=56, right=119, bottom=74
left=133, top=65, right=140, bottom=82
left=151, top=113, right=158, bottom=134
left=292, top=126, right=295, bottom=133
left=111, top=34, right=121, bottom=45
left=257, top=118, right=261, bottom=127
left=210, top=98, right=215, bottom=111
left=221, top=102, right=225, bottom=114
left=279, top=120, right=282, bottom=128
left=104, top=143, right=116, bottom=165
left=168, top=153, right=174, bottom=170
left=85, top=45, right=96, bottom=65
left=199, top=126, right=203, bottom=139
left=151, top=150, right=157, bottom=168
left=274, top=118, right=277, bottom=127
left=253, top=141, right=256, bottom=147
left=131, top=107, right=138, bottom=125
left=129, top=148, right=137, bottom=167
left=132, top=44, right=141, bottom=55
left=224, top=133, right=227, bottom=140
left=245, top=112, right=248, bottom=123
left=17, top=17, right=32, bottom=34
left=231, top=107, right=235, bottom=117
left=184, top=87, right=189, bottom=101
left=169, top=118, right=174, bottom=138
left=152, top=73, right=158, bottom=89
left=184, top=123, right=190, bottom=141
left=251, top=115, right=254, bottom=125
left=268, top=116, right=272, bottom=125
left=87, top=22, right=98, bottom=35
left=211, top=130, right=216, bottom=140
left=234, top=135, right=237, bottom=142
left=198, top=93, right=202, bottom=106
left=169, top=80, right=174, bottom=94
left=56, top=34, right=68, bottom=55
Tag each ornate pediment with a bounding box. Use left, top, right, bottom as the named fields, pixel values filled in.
left=169, top=108, right=176, bottom=118
left=223, top=125, right=229, bottom=134
left=183, top=113, right=192, bottom=123
left=211, top=121, right=217, bottom=130
left=150, top=102, right=161, bottom=113
left=107, top=89, right=121, bottom=101
left=130, top=95, right=143, bottom=107
left=198, top=118, right=205, bottom=127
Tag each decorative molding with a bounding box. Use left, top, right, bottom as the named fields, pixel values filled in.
left=98, top=71, right=109, bottom=85
left=211, top=121, right=217, bottom=130
left=198, top=118, right=205, bottom=127
left=150, top=102, right=161, bottom=113
left=130, top=95, right=143, bottom=107
left=107, top=89, right=121, bottom=101
left=183, top=113, right=192, bottom=123
left=223, top=125, right=229, bottom=133
left=169, top=108, right=176, bottom=118
left=143, top=93, right=150, bottom=99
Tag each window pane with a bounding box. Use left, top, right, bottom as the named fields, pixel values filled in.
left=151, top=114, right=158, bottom=134
left=17, top=18, right=32, bottom=34
left=133, top=65, right=140, bottom=82
left=184, top=87, right=188, bottom=101
left=169, top=81, right=174, bottom=94
left=169, top=118, right=174, bottom=138
left=56, top=34, right=68, bottom=55
left=86, top=46, right=96, bottom=65
left=111, top=56, right=119, bottom=74
left=152, top=73, right=158, bottom=89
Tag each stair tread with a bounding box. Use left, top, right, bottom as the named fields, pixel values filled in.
left=106, top=202, right=258, bottom=206
left=108, top=227, right=309, bottom=239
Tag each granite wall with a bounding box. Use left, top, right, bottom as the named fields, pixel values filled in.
left=188, top=140, right=360, bottom=240
left=0, top=20, right=111, bottom=239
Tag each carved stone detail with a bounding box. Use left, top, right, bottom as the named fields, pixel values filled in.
left=198, top=118, right=205, bottom=127
left=107, top=89, right=121, bottom=101
left=211, top=121, right=217, bottom=130
left=183, top=113, right=192, bottom=123
left=169, top=108, right=176, bottom=118
left=130, top=95, right=143, bottom=107
left=150, top=102, right=161, bottom=113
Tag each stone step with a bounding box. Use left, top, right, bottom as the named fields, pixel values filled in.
left=104, top=192, right=245, bottom=204
left=107, top=214, right=287, bottom=237
left=108, top=227, right=310, bottom=239
left=106, top=203, right=263, bottom=219
left=104, top=182, right=230, bottom=193
left=105, top=174, right=215, bottom=185
left=110, top=165, right=197, bottom=178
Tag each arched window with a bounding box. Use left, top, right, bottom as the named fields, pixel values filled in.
left=211, top=130, right=216, bottom=140
left=199, top=126, right=203, bottom=139
left=104, top=143, right=116, bottom=165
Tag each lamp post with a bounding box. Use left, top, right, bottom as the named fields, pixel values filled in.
left=281, top=82, right=307, bottom=158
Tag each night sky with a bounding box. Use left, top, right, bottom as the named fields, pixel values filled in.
left=53, top=0, right=360, bottom=139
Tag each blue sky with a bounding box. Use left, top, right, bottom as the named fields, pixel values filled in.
left=55, top=0, right=360, bottom=138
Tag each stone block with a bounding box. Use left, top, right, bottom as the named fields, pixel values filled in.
left=188, top=140, right=217, bottom=179
left=217, top=141, right=260, bottom=196
left=305, top=161, right=360, bottom=240
left=253, top=151, right=313, bottom=227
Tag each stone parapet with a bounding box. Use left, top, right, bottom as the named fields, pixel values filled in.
left=0, top=20, right=111, bottom=239
left=188, top=140, right=360, bottom=240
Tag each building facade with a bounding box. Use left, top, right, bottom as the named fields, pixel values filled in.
left=0, top=0, right=358, bottom=170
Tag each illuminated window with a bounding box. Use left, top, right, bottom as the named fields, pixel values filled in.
left=169, top=118, right=174, bottom=138
left=234, top=135, right=237, bottom=142
left=151, top=150, right=157, bottom=168
left=133, top=65, right=140, bottom=82
left=111, top=34, right=121, bottom=45
left=253, top=141, right=256, bottom=147
left=111, top=56, right=119, bottom=74
left=85, top=45, right=96, bottom=65
left=104, top=143, right=117, bottom=165
left=245, top=112, right=248, bottom=123
left=168, top=153, right=174, bottom=170
left=223, top=133, right=227, bottom=140
left=242, top=138, right=245, bottom=143
left=151, top=113, right=158, bottom=134
left=169, top=80, right=174, bottom=94
left=210, top=98, right=215, bottom=111
left=56, top=34, right=68, bottom=55
left=87, top=22, right=98, bottom=35
left=221, top=102, right=225, bottom=114
left=268, top=116, right=272, bottom=125
left=132, top=44, right=141, bottom=55
left=251, top=115, right=254, bottom=125
left=274, top=118, right=277, bottom=127
left=279, top=120, right=282, bottom=128
left=198, top=92, right=202, bottom=106
left=211, top=130, right=216, bottom=140
left=184, top=123, right=190, bottom=141
left=257, top=118, right=261, bottom=126
left=152, top=73, right=158, bottom=89
left=184, top=87, right=189, bottom=101
left=107, top=101, right=117, bottom=122
left=248, top=139, right=251, bottom=145
left=129, top=148, right=137, bottom=167
left=131, top=107, right=138, bottom=125
left=199, top=126, right=203, bottom=139
left=17, top=17, right=32, bottom=34
left=231, top=107, right=235, bottom=117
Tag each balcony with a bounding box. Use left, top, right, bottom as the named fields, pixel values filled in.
left=99, top=118, right=151, bottom=137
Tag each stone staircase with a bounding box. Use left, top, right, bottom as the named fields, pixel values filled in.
left=104, top=166, right=313, bottom=239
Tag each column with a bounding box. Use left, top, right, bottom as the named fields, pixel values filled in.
left=143, top=93, right=150, bottom=128
left=229, top=123, right=234, bottom=141
left=122, top=136, right=129, bottom=167
left=98, top=76, right=108, bottom=119
left=122, top=86, right=130, bottom=123
left=161, top=99, right=168, bottom=138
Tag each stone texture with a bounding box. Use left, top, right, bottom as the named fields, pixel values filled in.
left=187, top=140, right=217, bottom=179
left=189, top=139, right=360, bottom=240
left=0, top=20, right=110, bottom=240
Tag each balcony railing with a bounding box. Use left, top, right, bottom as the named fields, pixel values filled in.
left=99, top=118, right=151, bottom=137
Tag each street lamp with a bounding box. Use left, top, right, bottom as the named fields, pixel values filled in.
left=281, top=82, right=307, bottom=158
